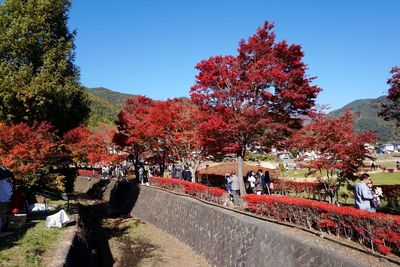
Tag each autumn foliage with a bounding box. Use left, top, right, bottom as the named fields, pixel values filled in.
left=272, top=179, right=320, bottom=197
left=291, top=111, right=376, bottom=175
left=290, top=111, right=376, bottom=202
left=191, top=21, right=321, bottom=158
left=114, top=96, right=155, bottom=165
left=64, top=124, right=120, bottom=166
left=0, top=122, right=56, bottom=185
left=149, top=176, right=400, bottom=256
left=380, top=66, right=400, bottom=126
left=149, top=176, right=227, bottom=205
left=115, top=96, right=205, bottom=178
left=243, top=194, right=400, bottom=256
left=191, top=21, right=321, bottom=194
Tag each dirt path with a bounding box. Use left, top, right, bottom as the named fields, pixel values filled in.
left=103, top=217, right=210, bottom=267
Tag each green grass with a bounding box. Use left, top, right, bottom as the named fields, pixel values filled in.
left=0, top=221, right=65, bottom=267
left=376, top=153, right=400, bottom=160
left=103, top=217, right=145, bottom=240
left=376, top=161, right=397, bottom=169
left=279, top=169, right=311, bottom=179
left=369, top=172, right=400, bottom=185
left=278, top=168, right=400, bottom=209
left=280, top=167, right=400, bottom=185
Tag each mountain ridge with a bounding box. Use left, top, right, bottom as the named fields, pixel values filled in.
left=327, top=96, right=399, bottom=142
left=84, top=87, right=399, bottom=142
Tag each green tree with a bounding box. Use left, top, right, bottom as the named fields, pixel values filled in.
left=0, top=0, right=90, bottom=134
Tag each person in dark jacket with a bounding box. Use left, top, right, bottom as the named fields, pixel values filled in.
left=182, top=168, right=192, bottom=181
left=255, top=169, right=263, bottom=195
left=263, top=170, right=271, bottom=194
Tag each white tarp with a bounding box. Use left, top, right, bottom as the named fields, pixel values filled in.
left=46, top=209, right=70, bottom=228
left=0, top=179, right=12, bottom=202
left=28, top=203, right=55, bottom=212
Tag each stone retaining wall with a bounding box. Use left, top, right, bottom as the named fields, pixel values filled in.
left=74, top=176, right=116, bottom=201
left=71, top=177, right=375, bottom=266
left=131, top=186, right=368, bottom=267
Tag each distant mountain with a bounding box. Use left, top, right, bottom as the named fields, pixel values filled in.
left=84, top=87, right=136, bottom=128
left=84, top=87, right=399, bottom=142
left=86, top=93, right=119, bottom=128
left=87, top=87, right=135, bottom=107
left=328, top=96, right=399, bottom=143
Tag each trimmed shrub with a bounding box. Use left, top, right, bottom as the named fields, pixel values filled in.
left=242, top=194, right=400, bottom=256
left=149, top=177, right=227, bottom=205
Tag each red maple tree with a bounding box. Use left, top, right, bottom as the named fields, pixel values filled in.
left=0, top=122, right=57, bottom=187
left=64, top=124, right=120, bottom=167
left=191, top=21, right=321, bottom=194
left=150, top=99, right=205, bottom=180
left=380, top=66, right=400, bottom=126
left=114, top=96, right=155, bottom=171
left=290, top=110, right=376, bottom=203
left=115, top=96, right=206, bottom=180
left=63, top=126, right=92, bottom=165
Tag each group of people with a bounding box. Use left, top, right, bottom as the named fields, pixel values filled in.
left=138, top=165, right=151, bottom=185
left=101, top=164, right=127, bottom=180
left=224, top=171, right=240, bottom=206
left=244, top=169, right=272, bottom=195
left=354, top=173, right=383, bottom=212
left=171, top=166, right=192, bottom=181
left=224, top=169, right=272, bottom=207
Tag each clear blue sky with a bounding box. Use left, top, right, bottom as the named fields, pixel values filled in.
left=68, top=0, right=399, bottom=110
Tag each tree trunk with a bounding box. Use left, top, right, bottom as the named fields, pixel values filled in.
left=160, top=163, right=165, bottom=177
left=334, top=179, right=343, bottom=205
left=158, top=150, right=167, bottom=177
left=237, top=154, right=246, bottom=196
left=134, top=154, right=140, bottom=179
left=190, top=160, right=200, bottom=183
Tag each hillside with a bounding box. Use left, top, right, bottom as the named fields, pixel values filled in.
left=86, top=93, right=119, bottom=128
left=84, top=87, right=399, bottom=142
left=84, top=87, right=137, bottom=127
left=87, top=87, right=135, bottom=107
left=328, top=96, right=399, bottom=143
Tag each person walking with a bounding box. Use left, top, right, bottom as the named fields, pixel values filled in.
left=247, top=171, right=256, bottom=194
left=138, top=166, right=144, bottom=184
left=255, top=169, right=263, bottom=195
left=224, top=173, right=232, bottom=202
left=182, top=167, right=192, bottom=181
left=263, top=170, right=271, bottom=194
left=229, top=171, right=240, bottom=207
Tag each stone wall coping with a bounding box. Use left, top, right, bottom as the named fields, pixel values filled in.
left=46, top=223, right=78, bottom=267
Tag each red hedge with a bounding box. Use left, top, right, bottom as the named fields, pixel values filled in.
left=77, top=169, right=100, bottom=177
left=149, top=177, right=227, bottom=205
left=148, top=176, right=400, bottom=257
left=242, top=194, right=400, bottom=256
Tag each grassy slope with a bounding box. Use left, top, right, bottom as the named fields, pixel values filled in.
left=0, top=222, right=65, bottom=267
left=86, top=87, right=135, bottom=108
left=86, top=93, right=119, bottom=128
